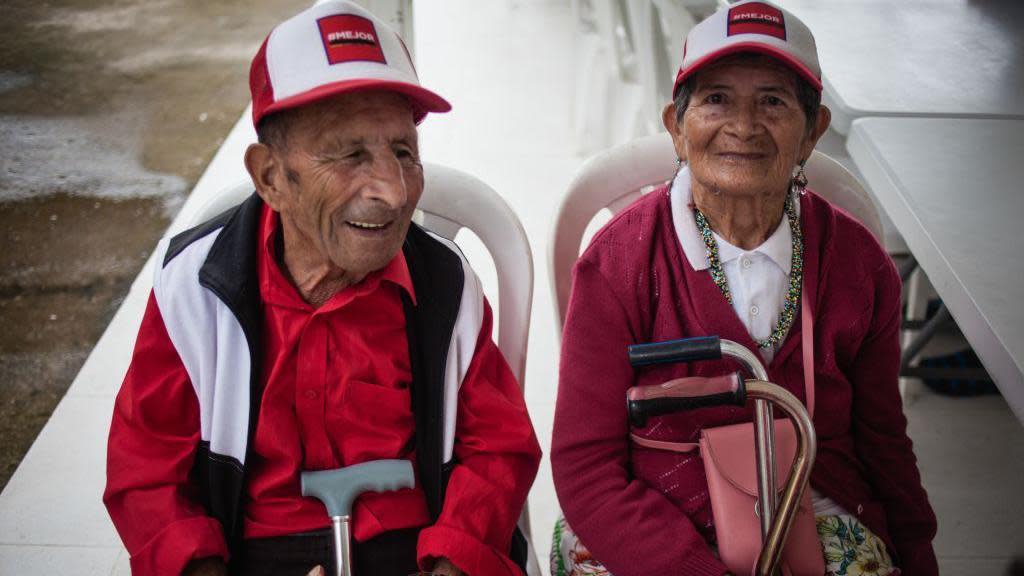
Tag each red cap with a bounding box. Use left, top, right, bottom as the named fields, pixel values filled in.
left=249, top=1, right=450, bottom=127
left=673, top=0, right=822, bottom=97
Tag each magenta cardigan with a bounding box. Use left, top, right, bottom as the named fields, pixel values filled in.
left=552, top=186, right=938, bottom=576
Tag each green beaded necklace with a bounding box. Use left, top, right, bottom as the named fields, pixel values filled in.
left=693, top=192, right=804, bottom=350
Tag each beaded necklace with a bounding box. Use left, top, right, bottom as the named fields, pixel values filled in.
left=693, top=192, right=803, bottom=350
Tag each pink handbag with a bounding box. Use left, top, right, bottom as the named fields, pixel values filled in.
left=701, top=420, right=823, bottom=575
left=631, top=294, right=824, bottom=575
left=701, top=295, right=824, bottom=575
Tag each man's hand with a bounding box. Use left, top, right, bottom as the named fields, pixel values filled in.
left=305, top=567, right=325, bottom=576
left=431, top=557, right=465, bottom=575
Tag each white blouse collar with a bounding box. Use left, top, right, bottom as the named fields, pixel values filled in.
left=669, top=165, right=797, bottom=274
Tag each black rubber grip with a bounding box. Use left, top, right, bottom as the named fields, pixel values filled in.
left=627, top=379, right=746, bottom=428
left=628, top=336, right=722, bottom=367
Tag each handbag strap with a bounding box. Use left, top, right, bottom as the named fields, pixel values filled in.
left=802, top=288, right=814, bottom=418
left=630, top=433, right=698, bottom=453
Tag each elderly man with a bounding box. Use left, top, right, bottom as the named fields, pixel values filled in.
left=103, top=3, right=541, bottom=576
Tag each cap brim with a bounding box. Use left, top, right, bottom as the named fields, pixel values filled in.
left=257, top=78, right=451, bottom=126
left=674, top=42, right=822, bottom=97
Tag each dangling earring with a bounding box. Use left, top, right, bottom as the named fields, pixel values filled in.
left=793, top=160, right=808, bottom=194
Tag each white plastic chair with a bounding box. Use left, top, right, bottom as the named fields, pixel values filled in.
left=414, top=165, right=541, bottom=576
left=413, top=164, right=535, bottom=392
left=549, top=131, right=885, bottom=333
left=188, top=163, right=541, bottom=575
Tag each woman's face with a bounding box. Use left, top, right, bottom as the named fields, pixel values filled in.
left=666, top=59, right=828, bottom=199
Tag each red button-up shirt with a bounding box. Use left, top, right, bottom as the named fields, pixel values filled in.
left=104, top=204, right=542, bottom=576
left=245, top=204, right=431, bottom=540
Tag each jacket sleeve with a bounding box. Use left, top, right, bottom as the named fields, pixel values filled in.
left=103, top=292, right=229, bottom=576
left=552, top=260, right=730, bottom=576
left=417, top=300, right=542, bottom=576
left=848, top=258, right=938, bottom=575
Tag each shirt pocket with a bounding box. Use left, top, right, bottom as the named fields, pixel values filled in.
left=333, top=379, right=415, bottom=464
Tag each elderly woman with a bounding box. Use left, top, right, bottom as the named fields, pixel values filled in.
left=550, top=2, right=938, bottom=575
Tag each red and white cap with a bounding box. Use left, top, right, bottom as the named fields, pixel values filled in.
left=673, top=0, right=821, bottom=97
left=249, top=0, right=450, bottom=128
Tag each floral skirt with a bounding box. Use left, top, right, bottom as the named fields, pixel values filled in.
left=551, top=514, right=899, bottom=576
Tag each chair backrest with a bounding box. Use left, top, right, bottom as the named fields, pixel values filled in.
left=802, top=152, right=884, bottom=246
left=415, top=164, right=534, bottom=387
left=186, top=163, right=534, bottom=388
left=548, top=132, right=884, bottom=333
left=410, top=166, right=540, bottom=574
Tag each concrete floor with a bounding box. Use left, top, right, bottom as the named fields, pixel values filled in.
left=906, top=392, right=1024, bottom=574
left=1, top=1, right=1022, bottom=574
left=0, top=0, right=311, bottom=490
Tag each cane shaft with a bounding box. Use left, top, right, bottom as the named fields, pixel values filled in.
left=746, top=381, right=817, bottom=576
left=331, top=516, right=353, bottom=576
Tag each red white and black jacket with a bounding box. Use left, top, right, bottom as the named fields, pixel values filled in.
left=104, top=193, right=539, bottom=575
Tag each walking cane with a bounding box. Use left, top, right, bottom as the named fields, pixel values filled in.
left=627, top=336, right=817, bottom=576
left=302, top=460, right=416, bottom=576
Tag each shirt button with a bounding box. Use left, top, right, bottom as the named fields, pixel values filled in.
left=742, top=257, right=752, bottom=269
left=750, top=305, right=760, bottom=316
left=304, top=389, right=318, bottom=400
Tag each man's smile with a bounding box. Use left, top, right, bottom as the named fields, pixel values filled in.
left=346, top=219, right=392, bottom=230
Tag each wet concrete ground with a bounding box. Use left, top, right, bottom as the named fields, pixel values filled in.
left=0, top=0, right=308, bottom=489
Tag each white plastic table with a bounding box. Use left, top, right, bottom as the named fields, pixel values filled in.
left=847, top=117, right=1024, bottom=424
left=774, top=0, right=1024, bottom=135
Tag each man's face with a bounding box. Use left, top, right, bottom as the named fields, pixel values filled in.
left=264, top=91, right=423, bottom=278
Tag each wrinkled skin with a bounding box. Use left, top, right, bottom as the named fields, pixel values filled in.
left=662, top=57, right=830, bottom=249
left=245, top=90, right=424, bottom=306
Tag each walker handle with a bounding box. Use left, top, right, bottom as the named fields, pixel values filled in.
left=627, top=372, right=746, bottom=427
left=628, top=336, right=722, bottom=367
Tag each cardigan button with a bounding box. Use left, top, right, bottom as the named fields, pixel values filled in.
left=304, top=389, right=318, bottom=400
left=857, top=504, right=864, bottom=515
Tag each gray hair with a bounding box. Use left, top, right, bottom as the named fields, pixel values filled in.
left=255, top=108, right=299, bottom=151
left=255, top=99, right=341, bottom=151
left=672, top=53, right=821, bottom=134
